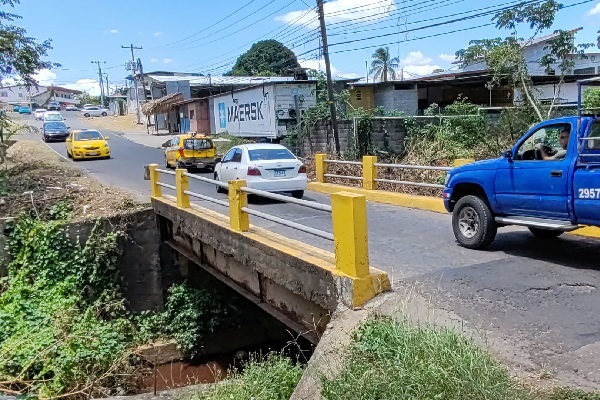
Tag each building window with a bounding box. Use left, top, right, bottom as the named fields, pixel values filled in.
left=189, top=109, right=195, bottom=119
left=18, top=93, right=22, bottom=98
left=355, top=90, right=362, bottom=101
left=0, top=92, right=7, bottom=97
left=574, top=67, right=595, bottom=75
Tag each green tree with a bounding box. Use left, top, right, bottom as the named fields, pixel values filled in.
left=226, top=40, right=301, bottom=76
left=583, top=87, right=600, bottom=110
left=76, top=91, right=100, bottom=106
left=369, top=47, right=399, bottom=82
left=455, top=0, right=586, bottom=122
left=0, top=0, right=58, bottom=86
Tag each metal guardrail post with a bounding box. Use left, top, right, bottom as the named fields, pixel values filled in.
left=315, top=153, right=326, bottom=183
left=175, top=169, right=190, bottom=209
left=453, top=158, right=475, bottom=167
left=331, top=192, right=369, bottom=278
left=148, top=164, right=162, bottom=198
left=362, top=155, right=378, bottom=190
left=229, top=180, right=249, bottom=232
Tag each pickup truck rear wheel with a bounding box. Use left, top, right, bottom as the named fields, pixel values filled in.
left=452, top=195, right=497, bottom=250
left=528, top=228, right=564, bottom=239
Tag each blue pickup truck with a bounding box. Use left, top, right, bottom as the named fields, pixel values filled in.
left=443, top=78, right=600, bottom=249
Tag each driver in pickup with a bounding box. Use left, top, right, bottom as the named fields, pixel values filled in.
left=536, top=126, right=570, bottom=160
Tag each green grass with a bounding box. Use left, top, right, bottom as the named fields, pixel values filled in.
left=191, top=353, right=303, bottom=400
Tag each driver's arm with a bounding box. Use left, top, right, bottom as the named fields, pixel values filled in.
left=536, top=143, right=553, bottom=160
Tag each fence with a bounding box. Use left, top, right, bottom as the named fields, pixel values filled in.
left=147, top=164, right=371, bottom=279
left=314, top=154, right=474, bottom=192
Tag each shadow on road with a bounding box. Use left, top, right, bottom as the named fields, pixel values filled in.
left=486, top=230, right=600, bottom=271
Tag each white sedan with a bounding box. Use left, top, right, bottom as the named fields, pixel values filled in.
left=214, top=143, right=307, bottom=199
left=81, top=106, right=109, bottom=117
left=34, top=109, right=46, bottom=120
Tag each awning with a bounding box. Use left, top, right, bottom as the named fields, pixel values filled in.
left=141, top=93, right=183, bottom=115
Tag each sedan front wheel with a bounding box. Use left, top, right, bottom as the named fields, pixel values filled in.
left=215, top=173, right=226, bottom=194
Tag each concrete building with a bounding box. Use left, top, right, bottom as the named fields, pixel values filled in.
left=0, top=84, right=82, bottom=109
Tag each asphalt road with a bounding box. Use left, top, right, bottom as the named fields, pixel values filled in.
left=17, top=112, right=600, bottom=389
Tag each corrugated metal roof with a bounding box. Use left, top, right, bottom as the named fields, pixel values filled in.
left=146, top=75, right=295, bottom=86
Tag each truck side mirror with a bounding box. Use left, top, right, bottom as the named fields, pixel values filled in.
left=503, top=150, right=513, bottom=160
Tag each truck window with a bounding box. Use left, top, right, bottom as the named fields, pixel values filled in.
left=585, top=121, right=600, bottom=150
left=184, top=139, right=213, bottom=150
left=515, top=124, right=570, bottom=161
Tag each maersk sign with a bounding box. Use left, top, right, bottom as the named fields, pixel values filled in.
left=227, top=101, right=264, bottom=123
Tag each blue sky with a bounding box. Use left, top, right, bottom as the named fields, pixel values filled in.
left=13, top=0, right=600, bottom=95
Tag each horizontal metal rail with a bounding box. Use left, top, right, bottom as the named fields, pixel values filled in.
left=324, top=159, right=362, bottom=166
left=241, top=207, right=334, bottom=241
left=184, top=172, right=228, bottom=188
left=374, top=178, right=445, bottom=189
left=157, top=182, right=176, bottom=190
left=325, top=173, right=363, bottom=181
left=241, top=187, right=332, bottom=212
left=156, top=169, right=176, bottom=176
left=374, top=162, right=452, bottom=171
left=184, top=190, right=229, bottom=207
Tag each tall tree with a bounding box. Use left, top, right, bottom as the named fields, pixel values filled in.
left=226, top=40, right=300, bottom=77
left=0, top=0, right=58, bottom=86
left=369, top=47, right=399, bottom=82
left=456, top=0, right=593, bottom=121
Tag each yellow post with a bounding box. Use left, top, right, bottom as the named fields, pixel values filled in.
left=228, top=180, right=249, bottom=232
left=362, top=155, right=378, bottom=190
left=315, top=153, right=327, bottom=183
left=331, top=192, right=369, bottom=278
left=454, top=158, right=475, bottom=167
left=175, top=169, right=190, bottom=209
left=148, top=163, right=162, bottom=198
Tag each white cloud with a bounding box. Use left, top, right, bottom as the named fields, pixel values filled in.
left=109, top=29, right=119, bottom=34
left=588, top=2, right=600, bottom=15
left=276, top=0, right=396, bottom=28
left=300, top=58, right=361, bottom=79
left=138, top=31, right=144, bottom=36
left=150, top=58, right=158, bottom=63
left=154, top=32, right=162, bottom=37
left=63, top=79, right=102, bottom=96
left=402, top=65, right=441, bottom=77
left=438, top=53, right=456, bottom=63
left=33, top=69, right=57, bottom=86
left=400, top=51, right=432, bottom=66
left=162, top=58, right=173, bottom=64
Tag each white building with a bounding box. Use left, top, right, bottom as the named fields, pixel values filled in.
left=0, top=85, right=82, bottom=108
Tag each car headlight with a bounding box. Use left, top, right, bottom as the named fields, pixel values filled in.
left=103, top=143, right=109, bottom=147
left=444, top=173, right=450, bottom=186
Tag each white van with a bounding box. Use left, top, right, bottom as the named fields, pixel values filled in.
left=43, top=111, right=64, bottom=122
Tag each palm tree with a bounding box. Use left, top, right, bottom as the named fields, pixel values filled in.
left=369, top=47, right=400, bottom=82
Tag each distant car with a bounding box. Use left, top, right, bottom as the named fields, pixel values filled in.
left=34, top=108, right=47, bottom=120
left=66, top=129, right=110, bottom=160
left=163, top=134, right=218, bottom=171
left=18, top=106, right=31, bottom=114
left=43, top=111, right=64, bottom=122
left=213, top=143, right=307, bottom=199
left=12, top=105, right=20, bottom=112
left=42, top=121, right=70, bottom=142
left=47, top=101, right=60, bottom=111
left=81, top=106, right=108, bottom=117
left=65, top=105, right=79, bottom=111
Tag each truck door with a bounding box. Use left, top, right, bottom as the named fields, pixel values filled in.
left=495, top=122, right=573, bottom=219
left=573, top=119, right=600, bottom=225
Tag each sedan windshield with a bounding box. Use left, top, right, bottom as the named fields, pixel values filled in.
left=44, top=122, right=67, bottom=130
left=184, top=139, right=213, bottom=150
left=45, top=114, right=63, bottom=121
left=74, top=131, right=103, bottom=141
left=248, top=148, right=296, bottom=161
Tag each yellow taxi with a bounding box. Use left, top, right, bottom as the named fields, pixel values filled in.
left=66, top=129, right=110, bottom=160
left=163, top=134, right=217, bottom=171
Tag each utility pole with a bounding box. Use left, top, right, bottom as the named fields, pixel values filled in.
left=122, top=44, right=143, bottom=124
left=103, top=73, right=110, bottom=97
left=91, top=61, right=106, bottom=106
left=316, top=0, right=340, bottom=155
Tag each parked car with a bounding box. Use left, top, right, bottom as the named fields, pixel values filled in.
left=213, top=143, right=307, bottom=199
left=12, top=105, right=20, bottom=112
left=81, top=106, right=108, bottom=117
left=65, top=105, right=79, bottom=111
left=163, top=134, right=218, bottom=171
left=18, top=106, right=31, bottom=114
left=43, top=111, right=64, bottom=122
left=47, top=101, right=60, bottom=111
left=42, top=121, right=70, bottom=142
left=66, top=129, right=110, bottom=160
left=34, top=108, right=47, bottom=120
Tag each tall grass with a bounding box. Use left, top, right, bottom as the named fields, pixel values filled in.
left=192, top=353, right=303, bottom=400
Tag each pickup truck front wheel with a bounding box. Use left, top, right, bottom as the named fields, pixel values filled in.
left=452, top=195, right=497, bottom=250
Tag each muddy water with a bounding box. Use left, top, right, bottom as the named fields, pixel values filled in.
left=139, top=360, right=228, bottom=392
